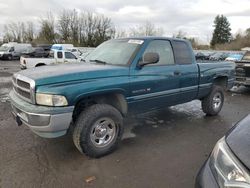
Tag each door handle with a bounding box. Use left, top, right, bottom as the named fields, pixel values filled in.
left=174, top=71, right=181, bottom=76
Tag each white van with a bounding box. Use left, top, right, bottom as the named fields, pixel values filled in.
left=0, top=42, right=32, bottom=60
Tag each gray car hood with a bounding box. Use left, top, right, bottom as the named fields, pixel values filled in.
left=226, top=114, right=250, bottom=170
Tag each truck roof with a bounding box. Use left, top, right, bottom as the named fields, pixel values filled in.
left=118, top=36, right=188, bottom=42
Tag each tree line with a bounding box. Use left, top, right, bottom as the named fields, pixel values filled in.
left=2, top=10, right=250, bottom=50
left=3, top=10, right=116, bottom=47
left=2, top=9, right=163, bottom=47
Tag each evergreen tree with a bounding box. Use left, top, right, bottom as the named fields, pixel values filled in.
left=210, top=15, right=232, bottom=47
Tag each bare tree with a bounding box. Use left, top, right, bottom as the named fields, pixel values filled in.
left=173, top=30, right=187, bottom=39
left=58, top=10, right=71, bottom=42
left=22, top=22, right=35, bottom=42
left=69, top=9, right=79, bottom=46
left=3, top=22, right=24, bottom=42
left=130, top=21, right=164, bottom=37
left=113, top=28, right=128, bottom=38
left=3, top=9, right=116, bottom=46
left=94, top=15, right=115, bottom=45
left=39, top=12, right=57, bottom=43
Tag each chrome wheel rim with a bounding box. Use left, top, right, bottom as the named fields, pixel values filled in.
left=213, top=92, right=222, bottom=111
left=90, top=118, right=117, bottom=148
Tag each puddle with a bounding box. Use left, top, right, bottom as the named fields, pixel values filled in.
left=232, top=93, right=242, bottom=96
left=170, top=100, right=203, bottom=117
left=0, top=88, right=10, bottom=103
left=0, top=77, right=12, bottom=83
left=0, top=88, right=10, bottom=95
left=0, top=94, right=10, bottom=103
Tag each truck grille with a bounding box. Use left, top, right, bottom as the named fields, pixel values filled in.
left=12, top=74, right=34, bottom=103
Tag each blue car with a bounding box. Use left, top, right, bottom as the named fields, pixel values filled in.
left=225, top=54, right=244, bottom=61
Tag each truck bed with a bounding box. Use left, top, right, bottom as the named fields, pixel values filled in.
left=197, top=61, right=235, bottom=98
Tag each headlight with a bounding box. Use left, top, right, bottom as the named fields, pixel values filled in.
left=210, top=137, right=250, bottom=188
left=36, top=93, right=68, bottom=106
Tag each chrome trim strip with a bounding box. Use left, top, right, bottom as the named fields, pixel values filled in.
left=180, top=85, right=198, bottom=92
left=127, top=84, right=211, bottom=101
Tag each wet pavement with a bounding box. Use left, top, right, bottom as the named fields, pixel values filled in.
left=1, top=60, right=250, bottom=188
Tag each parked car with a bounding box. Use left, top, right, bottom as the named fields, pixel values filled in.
left=235, top=51, right=250, bottom=87
left=20, top=50, right=79, bottom=69
left=225, top=54, right=244, bottom=62
left=196, top=114, right=250, bottom=188
left=66, top=47, right=82, bottom=58
left=21, top=47, right=49, bottom=58
left=37, top=44, right=52, bottom=51
left=10, top=37, right=235, bottom=158
left=0, top=42, right=32, bottom=60
left=210, top=52, right=229, bottom=61
left=195, top=52, right=211, bottom=60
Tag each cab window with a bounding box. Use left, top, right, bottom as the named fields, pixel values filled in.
left=143, top=40, right=175, bottom=65
left=57, top=52, right=63, bottom=59
left=65, top=52, right=76, bottom=59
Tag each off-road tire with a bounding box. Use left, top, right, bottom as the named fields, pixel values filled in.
left=202, top=86, right=224, bottom=116
left=73, top=104, right=124, bottom=158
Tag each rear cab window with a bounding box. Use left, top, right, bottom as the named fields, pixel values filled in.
left=57, top=51, right=63, bottom=59
left=171, top=41, right=193, bottom=64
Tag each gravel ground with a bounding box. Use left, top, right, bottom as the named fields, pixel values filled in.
left=0, top=60, right=250, bottom=188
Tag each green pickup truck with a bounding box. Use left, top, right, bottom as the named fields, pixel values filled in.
left=10, top=37, right=235, bottom=157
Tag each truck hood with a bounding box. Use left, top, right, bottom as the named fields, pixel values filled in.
left=226, top=114, right=250, bottom=170
left=18, top=63, right=129, bottom=86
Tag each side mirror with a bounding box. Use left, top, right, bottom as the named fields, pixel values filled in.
left=139, top=52, right=159, bottom=67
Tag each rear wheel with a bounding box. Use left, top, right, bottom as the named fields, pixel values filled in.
left=202, top=86, right=224, bottom=116
left=35, top=63, right=45, bottom=67
left=7, top=54, right=12, bottom=60
left=73, top=104, right=124, bottom=158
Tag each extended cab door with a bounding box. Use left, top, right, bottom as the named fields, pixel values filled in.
left=129, top=39, right=181, bottom=111
left=171, top=40, right=199, bottom=103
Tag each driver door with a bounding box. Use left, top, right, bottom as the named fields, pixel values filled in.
left=128, top=39, right=181, bottom=112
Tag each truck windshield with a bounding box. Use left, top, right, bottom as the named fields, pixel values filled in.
left=85, top=39, right=143, bottom=65
left=0, top=46, right=10, bottom=52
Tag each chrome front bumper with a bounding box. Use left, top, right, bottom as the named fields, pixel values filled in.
left=9, top=90, right=74, bottom=138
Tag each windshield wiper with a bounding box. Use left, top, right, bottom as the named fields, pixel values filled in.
left=89, top=59, right=107, bottom=64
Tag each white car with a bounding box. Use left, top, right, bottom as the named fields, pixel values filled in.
left=66, top=47, right=82, bottom=58
left=20, top=50, right=80, bottom=69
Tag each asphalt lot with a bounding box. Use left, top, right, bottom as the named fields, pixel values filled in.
left=1, top=60, right=250, bottom=188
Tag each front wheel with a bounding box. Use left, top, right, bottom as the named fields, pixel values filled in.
left=201, top=86, right=224, bottom=116
left=73, top=104, right=124, bottom=158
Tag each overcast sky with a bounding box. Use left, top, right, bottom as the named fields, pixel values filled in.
left=1, top=0, right=250, bottom=43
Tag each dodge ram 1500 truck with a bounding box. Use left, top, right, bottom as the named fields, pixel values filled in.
left=10, top=37, right=235, bottom=158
